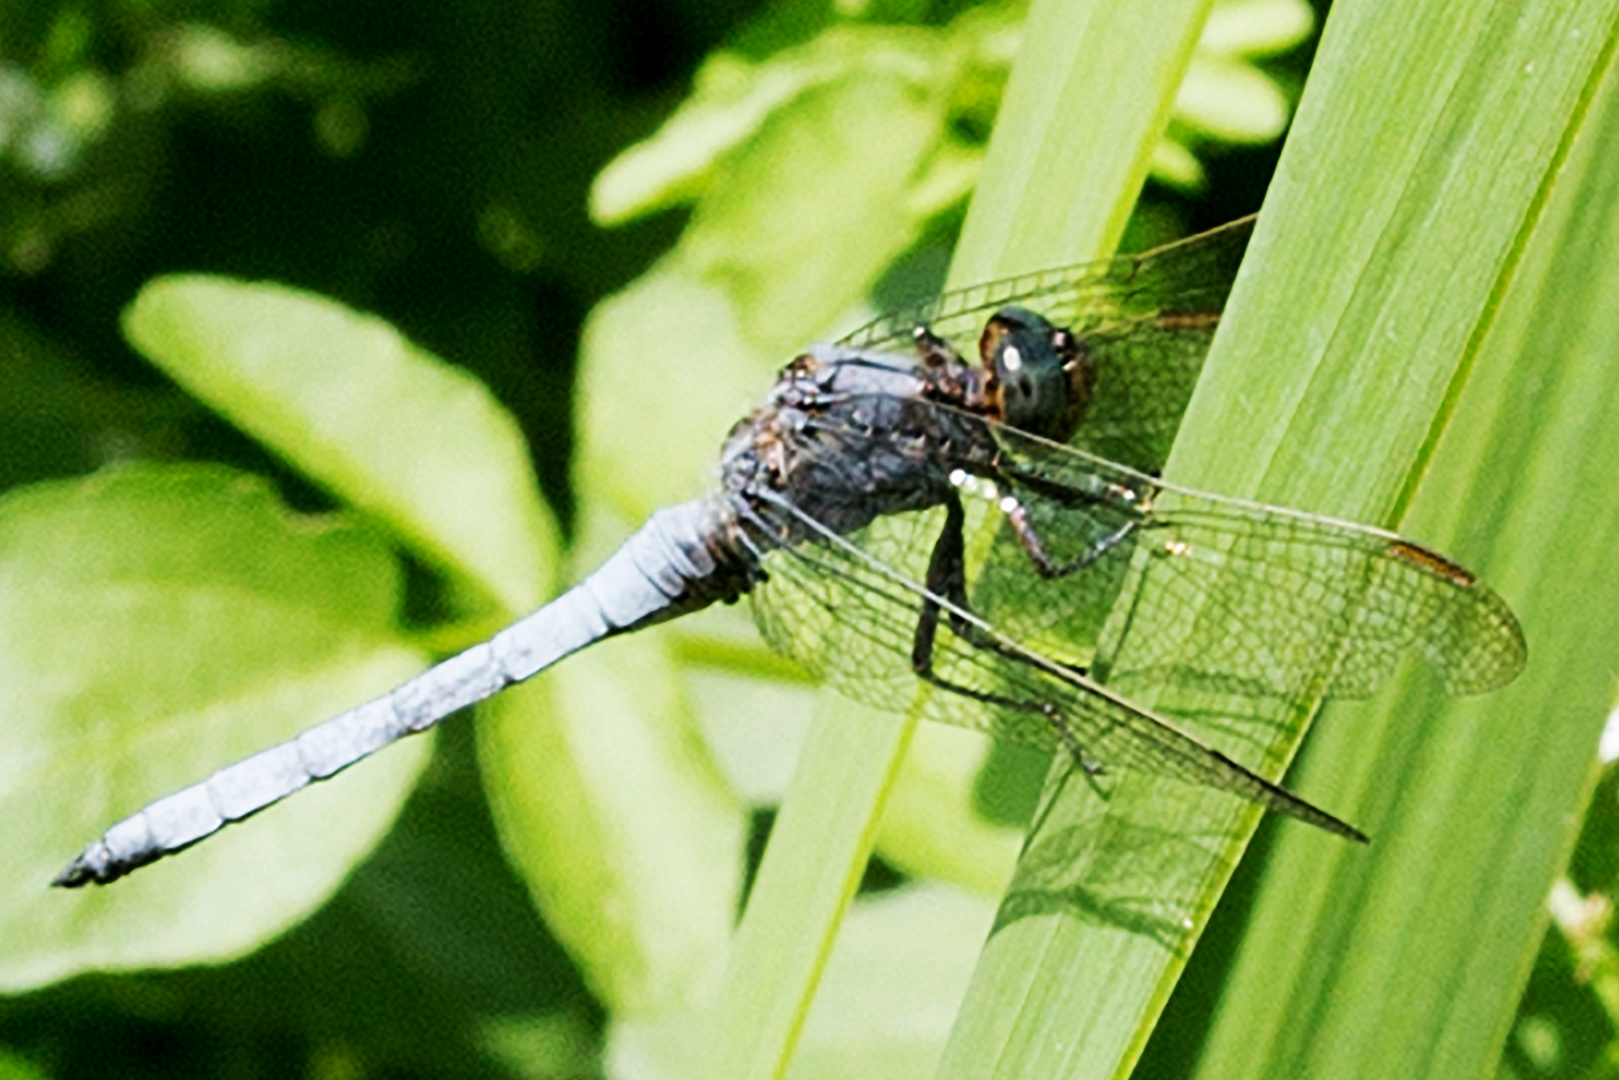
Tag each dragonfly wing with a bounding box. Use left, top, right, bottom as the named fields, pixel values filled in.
left=1072, top=316, right=1219, bottom=475
left=979, top=422, right=1527, bottom=705
left=839, top=217, right=1253, bottom=352
left=1099, top=492, right=1526, bottom=702
left=742, top=490, right=1363, bottom=838
left=840, top=218, right=1254, bottom=474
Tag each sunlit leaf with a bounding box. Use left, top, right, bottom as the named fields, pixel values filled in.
left=0, top=465, right=429, bottom=987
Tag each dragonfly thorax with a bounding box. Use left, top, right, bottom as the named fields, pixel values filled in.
left=717, top=344, right=992, bottom=543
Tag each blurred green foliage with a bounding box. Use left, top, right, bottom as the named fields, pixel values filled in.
left=2, top=0, right=1611, bottom=1078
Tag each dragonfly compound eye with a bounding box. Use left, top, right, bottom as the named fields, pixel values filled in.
left=983, top=307, right=1085, bottom=441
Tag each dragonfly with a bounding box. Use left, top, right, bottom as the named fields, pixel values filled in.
left=55, top=217, right=1527, bottom=887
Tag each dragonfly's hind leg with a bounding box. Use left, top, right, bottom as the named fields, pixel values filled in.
left=911, top=491, right=1043, bottom=669
left=908, top=491, right=1099, bottom=768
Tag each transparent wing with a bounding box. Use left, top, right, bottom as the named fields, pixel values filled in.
left=738, top=400, right=1523, bottom=833
left=841, top=217, right=1254, bottom=473
left=968, top=420, right=1526, bottom=704
left=741, top=488, right=1364, bottom=839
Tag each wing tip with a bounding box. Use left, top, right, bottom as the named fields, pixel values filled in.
left=1251, top=774, right=1368, bottom=843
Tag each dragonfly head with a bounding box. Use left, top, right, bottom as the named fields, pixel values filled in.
left=980, top=307, right=1096, bottom=442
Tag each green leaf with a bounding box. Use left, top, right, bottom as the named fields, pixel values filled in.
left=0, top=1042, right=52, bottom=1080
left=948, top=0, right=1215, bottom=285
left=590, top=24, right=982, bottom=232
left=122, top=276, right=554, bottom=617
left=1185, top=17, right=1619, bottom=1079
left=120, top=274, right=750, bottom=1016
left=690, top=3, right=1224, bottom=1079
left=577, top=266, right=768, bottom=521
left=1198, top=0, right=1314, bottom=56
left=590, top=2, right=1312, bottom=225
left=785, top=885, right=998, bottom=1080
left=941, top=0, right=1616, bottom=1077
left=676, top=35, right=954, bottom=352
left=480, top=620, right=747, bottom=1015
left=0, top=465, right=430, bottom=988
left=1174, top=56, right=1290, bottom=144
left=874, top=725, right=1024, bottom=895
left=698, top=693, right=919, bottom=1080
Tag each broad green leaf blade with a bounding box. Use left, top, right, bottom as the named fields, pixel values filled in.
left=1175, top=54, right=1290, bottom=144
left=943, top=1, right=1608, bottom=1078
left=575, top=24, right=994, bottom=1070
left=682, top=46, right=949, bottom=352
left=874, top=725, right=1024, bottom=896
left=591, top=26, right=968, bottom=233
left=122, top=277, right=554, bottom=617
left=0, top=465, right=430, bottom=988
left=1186, top=24, right=1619, bottom=1080
left=932, top=2, right=1237, bottom=1078
left=606, top=693, right=918, bottom=1080
left=1198, top=0, right=1312, bottom=56
left=0, top=1044, right=51, bottom=1080
left=730, top=0, right=1222, bottom=1070
left=577, top=266, right=768, bottom=520
left=702, top=693, right=917, bottom=1080
left=787, top=884, right=999, bottom=1080
left=611, top=884, right=999, bottom=1080
left=1172, top=3, right=1618, bottom=512
left=949, top=0, right=1214, bottom=283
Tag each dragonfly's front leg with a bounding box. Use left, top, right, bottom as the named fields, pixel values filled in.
left=909, top=491, right=1100, bottom=770
left=912, top=325, right=961, bottom=370
left=912, top=325, right=992, bottom=411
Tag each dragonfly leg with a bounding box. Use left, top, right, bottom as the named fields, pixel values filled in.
left=911, top=324, right=989, bottom=408
left=912, top=325, right=963, bottom=368
left=908, top=492, right=1101, bottom=771
left=951, top=455, right=1148, bottom=579
left=1003, top=496, right=1139, bottom=579
left=911, top=491, right=1042, bottom=667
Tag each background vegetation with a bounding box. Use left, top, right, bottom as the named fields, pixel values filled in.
left=0, top=0, right=1614, bottom=1078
